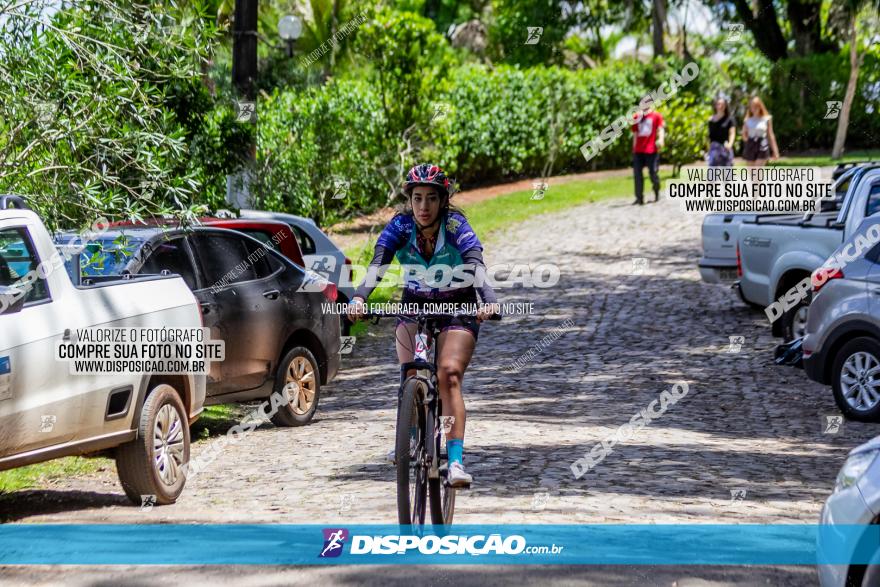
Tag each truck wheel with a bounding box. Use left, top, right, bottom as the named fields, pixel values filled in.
left=831, top=337, right=880, bottom=422
left=115, top=384, right=190, bottom=505
left=270, top=346, right=321, bottom=427
left=781, top=291, right=811, bottom=342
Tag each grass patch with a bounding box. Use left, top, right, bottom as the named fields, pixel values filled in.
left=770, top=150, right=880, bottom=168
left=0, top=456, right=109, bottom=494
left=191, top=403, right=248, bottom=439
left=460, top=174, right=645, bottom=240
left=0, top=405, right=246, bottom=494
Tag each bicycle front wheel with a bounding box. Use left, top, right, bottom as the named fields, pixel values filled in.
left=396, top=378, right=428, bottom=526
left=429, top=470, right=456, bottom=526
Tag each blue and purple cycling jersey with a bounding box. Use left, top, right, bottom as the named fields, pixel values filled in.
left=375, top=211, right=493, bottom=301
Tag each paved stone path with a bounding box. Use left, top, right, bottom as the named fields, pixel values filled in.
left=1, top=193, right=873, bottom=584
left=0, top=192, right=876, bottom=586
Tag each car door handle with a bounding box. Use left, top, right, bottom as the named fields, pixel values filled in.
left=200, top=302, right=214, bottom=315
left=262, top=289, right=281, bottom=300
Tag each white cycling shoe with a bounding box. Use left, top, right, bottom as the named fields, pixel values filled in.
left=447, top=461, right=473, bottom=488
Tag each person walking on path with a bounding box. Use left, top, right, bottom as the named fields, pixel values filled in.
left=707, top=96, right=736, bottom=167
left=742, top=96, right=779, bottom=167
left=632, top=104, right=665, bottom=205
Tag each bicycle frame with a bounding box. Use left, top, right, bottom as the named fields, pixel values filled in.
left=398, top=318, right=443, bottom=482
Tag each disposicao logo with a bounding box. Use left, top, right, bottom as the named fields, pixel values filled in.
left=319, top=528, right=349, bottom=558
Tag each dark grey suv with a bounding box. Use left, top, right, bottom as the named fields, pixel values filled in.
left=57, top=225, right=341, bottom=426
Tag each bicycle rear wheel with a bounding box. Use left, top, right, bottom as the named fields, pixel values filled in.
left=396, top=378, right=428, bottom=526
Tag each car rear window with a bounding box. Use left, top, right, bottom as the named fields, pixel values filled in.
left=0, top=227, right=50, bottom=305
left=141, top=238, right=198, bottom=289
left=240, top=229, right=275, bottom=248
left=54, top=233, right=144, bottom=278
left=242, top=238, right=277, bottom=280
left=290, top=225, right=316, bottom=255
left=189, top=233, right=258, bottom=288
left=867, top=182, right=880, bottom=219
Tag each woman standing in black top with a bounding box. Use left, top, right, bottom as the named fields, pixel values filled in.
left=707, top=96, right=736, bottom=167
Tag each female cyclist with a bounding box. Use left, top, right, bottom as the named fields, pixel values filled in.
left=347, top=163, right=499, bottom=487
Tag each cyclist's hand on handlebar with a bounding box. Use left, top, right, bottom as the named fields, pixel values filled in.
left=476, top=303, right=501, bottom=323
left=347, top=296, right=367, bottom=321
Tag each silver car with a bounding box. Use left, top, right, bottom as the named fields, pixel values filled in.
left=239, top=210, right=354, bottom=304
left=818, top=435, right=880, bottom=586
left=803, top=216, right=880, bottom=421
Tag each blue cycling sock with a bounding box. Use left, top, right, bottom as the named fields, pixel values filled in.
left=447, top=439, right=463, bottom=464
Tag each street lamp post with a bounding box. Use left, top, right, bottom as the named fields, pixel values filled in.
left=278, top=15, right=303, bottom=58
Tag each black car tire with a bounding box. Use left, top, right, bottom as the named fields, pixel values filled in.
left=780, top=291, right=811, bottom=342
left=115, top=384, right=190, bottom=505
left=270, top=346, right=321, bottom=427
left=831, top=337, right=880, bottom=422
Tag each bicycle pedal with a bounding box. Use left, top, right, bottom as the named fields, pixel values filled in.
left=445, top=479, right=471, bottom=490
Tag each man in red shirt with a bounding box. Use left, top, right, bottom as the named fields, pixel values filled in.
left=631, top=104, right=665, bottom=205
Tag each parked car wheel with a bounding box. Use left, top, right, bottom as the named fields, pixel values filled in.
left=831, top=337, right=880, bottom=422
left=115, top=383, right=190, bottom=505
left=781, top=292, right=811, bottom=342
left=270, top=346, right=321, bottom=427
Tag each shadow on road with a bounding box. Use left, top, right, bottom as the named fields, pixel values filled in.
left=0, top=489, right=128, bottom=522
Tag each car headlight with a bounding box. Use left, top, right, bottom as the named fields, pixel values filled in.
left=835, top=450, right=879, bottom=493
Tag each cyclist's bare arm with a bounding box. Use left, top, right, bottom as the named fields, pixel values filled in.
left=347, top=244, right=395, bottom=321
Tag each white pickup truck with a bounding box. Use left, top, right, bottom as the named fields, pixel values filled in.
left=0, top=198, right=206, bottom=505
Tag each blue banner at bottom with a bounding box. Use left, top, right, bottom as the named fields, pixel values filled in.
left=0, top=524, right=878, bottom=565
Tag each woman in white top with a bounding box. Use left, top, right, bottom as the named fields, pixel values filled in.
left=742, top=96, right=780, bottom=166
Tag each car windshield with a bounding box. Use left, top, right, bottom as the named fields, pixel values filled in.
left=54, top=233, right=145, bottom=277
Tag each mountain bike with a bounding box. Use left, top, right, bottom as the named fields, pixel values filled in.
left=366, top=310, right=500, bottom=528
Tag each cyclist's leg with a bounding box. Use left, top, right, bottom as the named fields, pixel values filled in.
left=395, top=321, right=419, bottom=377
left=435, top=329, right=476, bottom=450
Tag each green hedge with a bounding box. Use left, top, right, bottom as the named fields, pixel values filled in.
left=252, top=52, right=880, bottom=222
left=253, top=59, right=720, bottom=222
left=253, top=79, right=390, bottom=224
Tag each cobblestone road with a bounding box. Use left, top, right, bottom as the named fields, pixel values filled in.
left=4, top=194, right=877, bottom=526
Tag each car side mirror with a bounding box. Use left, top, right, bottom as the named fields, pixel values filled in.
left=0, top=286, right=25, bottom=315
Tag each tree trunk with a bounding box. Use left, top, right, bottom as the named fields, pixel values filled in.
left=730, top=0, right=788, bottom=61
left=592, top=24, right=606, bottom=61
left=324, top=0, right=340, bottom=81
left=832, top=14, right=860, bottom=160
left=787, top=0, right=828, bottom=56
left=652, top=0, right=666, bottom=57
left=423, top=0, right=440, bottom=21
